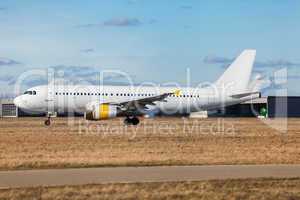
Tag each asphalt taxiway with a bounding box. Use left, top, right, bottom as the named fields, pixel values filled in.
left=1, top=165, right=300, bottom=188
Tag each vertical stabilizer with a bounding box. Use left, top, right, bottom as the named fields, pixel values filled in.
left=215, top=49, right=256, bottom=94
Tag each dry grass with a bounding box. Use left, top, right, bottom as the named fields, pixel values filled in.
left=0, top=178, right=300, bottom=200
left=0, top=117, right=300, bottom=170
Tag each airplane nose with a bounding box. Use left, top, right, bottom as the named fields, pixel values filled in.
left=13, top=96, right=23, bottom=108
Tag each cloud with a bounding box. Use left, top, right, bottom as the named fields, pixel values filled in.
left=0, top=75, right=14, bottom=82
left=180, top=5, right=193, bottom=10
left=255, top=60, right=300, bottom=68
left=103, top=17, right=142, bottom=27
left=48, top=65, right=134, bottom=85
left=75, top=23, right=97, bottom=28
left=203, top=56, right=233, bottom=65
left=287, top=75, right=300, bottom=79
left=203, top=55, right=300, bottom=69
left=81, top=48, right=95, bottom=53
left=1, top=65, right=135, bottom=91
left=0, top=58, right=21, bottom=66
left=77, top=17, right=144, bottom=28
left=148, top=19, right=158, bottom=24
left=0, top=7, right=6, bottom=11
left=49, top=65, right=103, bottom=79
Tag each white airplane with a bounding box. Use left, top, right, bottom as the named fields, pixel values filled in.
left=14, top=50, right=260, bottom=126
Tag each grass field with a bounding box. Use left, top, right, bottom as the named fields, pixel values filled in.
left=0, top=117, right=299, bottom=170
left=0, top=178, right=299, bottom=200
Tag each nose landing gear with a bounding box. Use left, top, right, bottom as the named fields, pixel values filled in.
left=44, top=112, right=56, bottom=126
left=44, top=117, right=51, bottom=126
left=124, top=116, right=140, bottom=126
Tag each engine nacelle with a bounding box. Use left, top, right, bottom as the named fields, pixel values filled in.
left=85, top=103, right=117, bottom=120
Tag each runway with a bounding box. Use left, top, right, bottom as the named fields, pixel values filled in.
left=1, top=165, right=300, bottom=188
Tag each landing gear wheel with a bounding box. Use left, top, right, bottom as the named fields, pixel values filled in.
left=44, top=119, right=51, bottom=126
left=131, top=117, right=140, bottom=125
left=124, top=117, right=131, bottom=125
left=44, top=117, right=51, bottom=126
left=124, top=116, right=140, bottom=126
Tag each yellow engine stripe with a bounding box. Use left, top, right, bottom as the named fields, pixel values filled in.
left=100, top=104, right=110, bottom=119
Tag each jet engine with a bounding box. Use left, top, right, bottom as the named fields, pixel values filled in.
left=85, top=103, right=118, bottom=120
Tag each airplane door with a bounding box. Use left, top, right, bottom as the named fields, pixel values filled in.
left=46, top=69, right=56, bottom=115
left=46, top=83, right=56, bottom=114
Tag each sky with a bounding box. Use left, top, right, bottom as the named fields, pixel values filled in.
left=0, top=0, right=300, bottom=97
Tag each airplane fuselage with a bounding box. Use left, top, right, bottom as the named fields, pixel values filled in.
left=14, top=85, right=258, bottom=116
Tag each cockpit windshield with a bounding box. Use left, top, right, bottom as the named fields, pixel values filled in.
left=24, top=91, right=36, bottom=95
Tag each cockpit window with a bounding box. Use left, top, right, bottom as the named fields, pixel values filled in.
left=24, top=91, right=36, bottom=95
left=24, top=91, right=32, bottom=95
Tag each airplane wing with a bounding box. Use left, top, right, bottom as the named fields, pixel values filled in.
left=111, top=92, right=175, bottom=112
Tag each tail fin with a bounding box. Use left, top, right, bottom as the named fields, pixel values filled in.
left=215, top=49, right=256, bottom=94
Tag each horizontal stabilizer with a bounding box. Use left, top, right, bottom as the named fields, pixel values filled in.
left=230, top=91, right=261, bottom=99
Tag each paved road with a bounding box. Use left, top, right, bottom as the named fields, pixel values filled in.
left=1, top=165, right=300, bottom=188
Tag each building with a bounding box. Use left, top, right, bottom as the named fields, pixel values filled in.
left=222, top=97, right=267, bottom=117
left=0, top=99, right=44, bottom=117
left=0, top=99, right=18, bottom=117
left=268, top=96, right=300, bottom=118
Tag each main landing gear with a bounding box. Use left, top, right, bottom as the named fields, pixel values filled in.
left=124, top=116, right=140, bottom=126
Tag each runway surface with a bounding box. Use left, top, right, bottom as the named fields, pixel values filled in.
left=1, top=165, right=300, bottom=188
